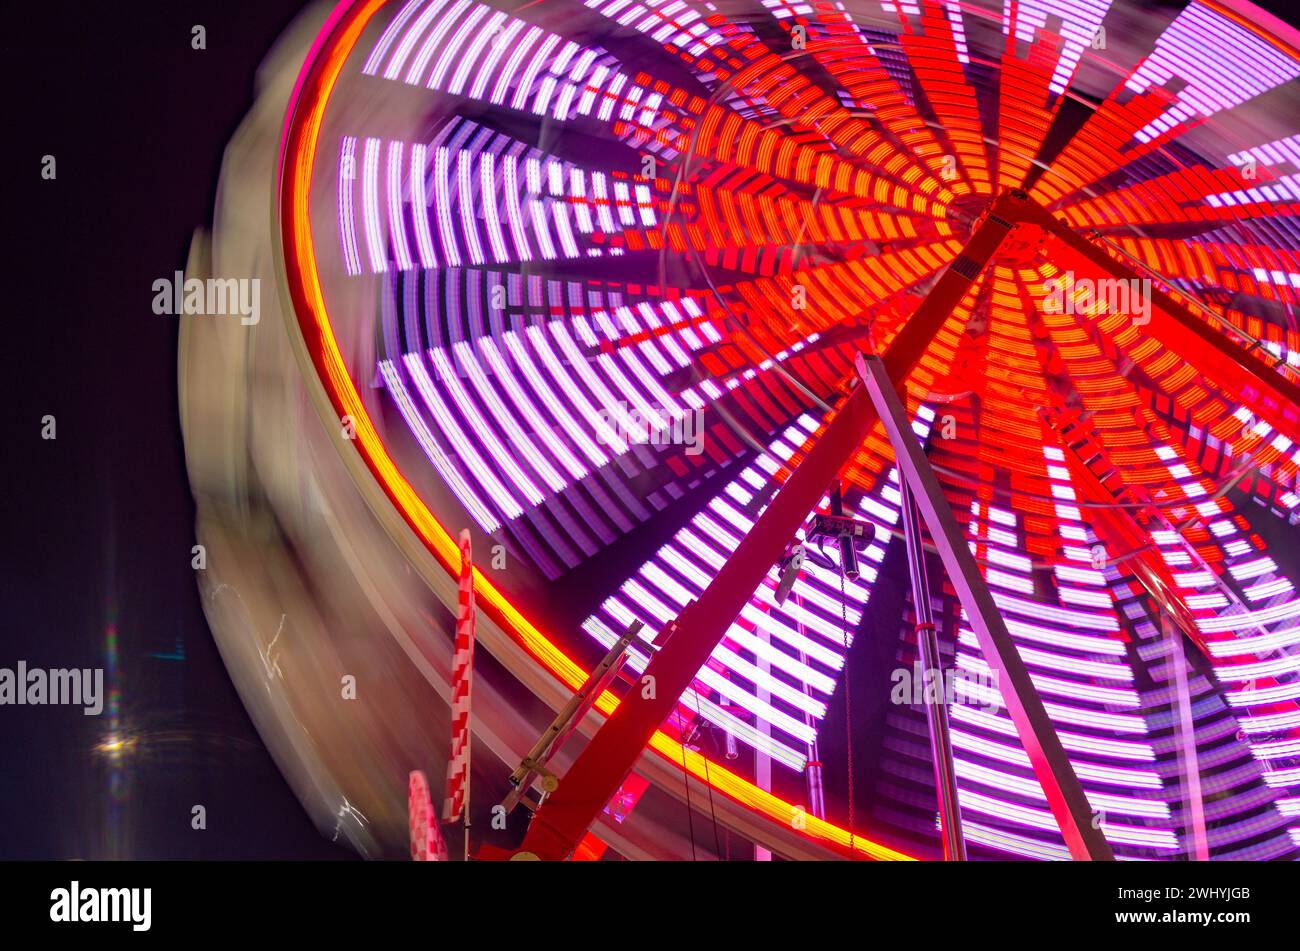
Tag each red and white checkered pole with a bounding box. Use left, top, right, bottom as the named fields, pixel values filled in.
left=444, top=529, right=476, bottom=859
left=408, top=770, right=448, bottom=861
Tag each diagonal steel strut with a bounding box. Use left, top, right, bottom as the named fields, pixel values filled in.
left=1015, top=199, right=1300, bottom=447
left=857, top=354, right=1114, bottom=861
left=511, top=193, right=1027, bottom=860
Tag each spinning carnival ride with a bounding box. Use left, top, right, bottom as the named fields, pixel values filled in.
left=182, top=0, right=1300, bottom=860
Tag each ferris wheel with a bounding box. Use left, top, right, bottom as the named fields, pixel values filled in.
left=186, top=0, right=1300, bottom=860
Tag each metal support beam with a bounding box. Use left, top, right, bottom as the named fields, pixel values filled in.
left=1013, top=200, right=1300, bottom=447
left=899, top=481, right=967, bottom=860
left=857, top=353, right=1114, bottom=861
left=795, top=593, right=828, bottom=822
left=513, top=194, right=1025, bottom=860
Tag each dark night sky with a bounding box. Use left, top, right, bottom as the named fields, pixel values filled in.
left=0, top=0, right=1295, bottom=862
left=2, top=0, right=353, bottom=860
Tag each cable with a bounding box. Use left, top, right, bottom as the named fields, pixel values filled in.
left=675, top=708, right=698, bottom=861
left=689, top=687, right=725, bottom=860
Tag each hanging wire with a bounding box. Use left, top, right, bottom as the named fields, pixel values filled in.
left=675, top=708, right=699, bottom=861
left=690, top=686, right=725, bottom=860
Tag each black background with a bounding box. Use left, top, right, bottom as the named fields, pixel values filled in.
left=3, top=0, right=351, bottom=860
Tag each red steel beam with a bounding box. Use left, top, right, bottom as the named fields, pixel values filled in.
left=512, top=194, right=1025, bottom=860
left=1016, top=200, right=1300, bottom=447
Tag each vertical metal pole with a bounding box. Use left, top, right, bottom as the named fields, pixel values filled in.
left=463, top=760, right=471, bottom=862
left=797, top=594, right=827, bottom=821
left=900, top=482, right=967, bottom=861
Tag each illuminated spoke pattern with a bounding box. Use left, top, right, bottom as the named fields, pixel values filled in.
left=289, top=0, right=1300, bottom=859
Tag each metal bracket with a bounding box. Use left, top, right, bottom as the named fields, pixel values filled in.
left=501, top=620, right=646, bottom=814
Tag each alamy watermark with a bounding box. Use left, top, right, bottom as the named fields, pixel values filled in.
left=1043, top=271, right=1151, bottom=325
left=152, top=271, right=260, bottom=325
left=596, top=400, right=705, bottom=456
left=0, top=662, right=103, bottom=715
left=890, top=662, right=1000, bottom=713
left=50, top=882, right=151, bottom=932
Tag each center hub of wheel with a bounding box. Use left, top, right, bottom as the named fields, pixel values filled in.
left=947, top=191, right=1048, bottom=267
